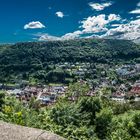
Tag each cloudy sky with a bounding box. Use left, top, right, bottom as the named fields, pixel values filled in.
left=0, top=0, right=140, bottom=43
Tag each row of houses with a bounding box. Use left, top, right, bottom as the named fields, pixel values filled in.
left=116, top=64, right=140, bottom=78
left=6, top=85, right=68, bottom=106
left=111, top=80, right=140, bottom=102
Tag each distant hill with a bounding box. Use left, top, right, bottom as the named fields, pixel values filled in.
left=0, top=38, right=139, bottom=63
left=0, top=38, right=140, bottom=82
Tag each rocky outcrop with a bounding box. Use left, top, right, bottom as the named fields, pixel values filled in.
left=0, top=121, right=65, bottom=140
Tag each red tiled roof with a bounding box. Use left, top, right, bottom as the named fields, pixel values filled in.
left=112, top=92, right=125, bottom=97
left=131, top=86, right=140, bottom=93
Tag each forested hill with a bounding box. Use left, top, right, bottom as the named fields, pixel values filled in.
left=0, top=38, right=140, bottom=83
left=0, top=38, right=140, bottom=65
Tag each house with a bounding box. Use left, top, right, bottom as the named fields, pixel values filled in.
left=74, top=69, right=85, bottom=76
left=111, top=92, right=125, bottom=102
left=135, top=64, right=140, bottom=72
left=122, top=80, right=140, bottom=101
left=39, top=96, right=51, bottom=104
left=135, top=97, right=140, bottom=101
left=86, top=91, right=96, bottom=96
left=48, top=86, right=67, bottom=94
left=7, top=89, right=22, bottom=96
left=119, top=84, right=127, bottom=92
left=111, top=80, right=117, bottom=85
left=0, top=83, right=3, bottom=89
left=130, top=82, right=140, bottom=97
left=39, top=93, right=57, bottom=105
left=4, top=83, right=68, bottom=106
left=3, top=84, right=20, bottom=90
left=116, top=64, right=140, bottom=79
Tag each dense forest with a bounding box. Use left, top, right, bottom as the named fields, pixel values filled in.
left=0, top=39, right=140, bottom=64
left=0, top=38, right=140, bottom=83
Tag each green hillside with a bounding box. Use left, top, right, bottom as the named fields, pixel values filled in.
left=0, top=38, right=140, bottom=83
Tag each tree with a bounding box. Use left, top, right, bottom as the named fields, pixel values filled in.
left=67, top=82, right=90, bottom=101
left=78, top=97, right=101, bottom=124
left=95, top=108, right=112, bottom=139
left=0, top=91, right=5, bottom=111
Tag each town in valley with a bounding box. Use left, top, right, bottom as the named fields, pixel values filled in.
left=1, top=62, right=140, bottom=106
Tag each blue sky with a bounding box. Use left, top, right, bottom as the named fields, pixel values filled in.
left=0, top=0, right=140, bottom=43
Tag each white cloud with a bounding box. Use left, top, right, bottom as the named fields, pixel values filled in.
left=36, top=16, right=140, bottom=43
left=36, top=14, right=122, bottom=41
left=137, top=2, right=140, bottom=7
left=56, top=11, right=64, bottom=18
left=129, top=9, right=140, bottom=14
left=129, top=2, right=140, bottom=14
left=89, top=2, right=112, bottom=11
left=37, top=30, right=82, bottom=41
left=62, top=30, right=82, bottom=40
left=80, top=15, right=108, bottom=33
left=39, top=34, right=60, bottom=41
left=136, top=15, right=140, bottom=18
left=108, top=14, right=121, bottom=21
left=24, top=21, right=45, bottom=29
left=80, top=14, right=121, bottom=34
left=111, top=24, right=122, bottom=27
left=102, top=19, right=140, bottom=41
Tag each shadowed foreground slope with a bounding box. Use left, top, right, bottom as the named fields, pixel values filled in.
left=0, top=121, right=65, bottom=140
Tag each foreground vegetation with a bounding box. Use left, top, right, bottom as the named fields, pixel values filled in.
left=0, top=83, right=140, bottom=140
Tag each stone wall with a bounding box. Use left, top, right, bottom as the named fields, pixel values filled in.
left=0, top=121, right=65, bottom=140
